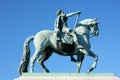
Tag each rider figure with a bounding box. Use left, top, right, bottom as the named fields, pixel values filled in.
left=54, top=9, right=83, bottom=49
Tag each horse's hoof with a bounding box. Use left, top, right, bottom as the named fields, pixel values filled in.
left=88, top=67, right=94, bottom=72
left=46, top=70, right=50, bottom=73
left=44, top=69, right=50, bottom=73
left=30, top=70, right=34, bottom=73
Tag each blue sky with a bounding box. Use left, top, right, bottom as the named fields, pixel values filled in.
left=0, top=0, right=120, bottom=80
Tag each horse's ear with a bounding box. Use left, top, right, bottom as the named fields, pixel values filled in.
left=94, top=18, right=98, bottom=20
left=94, top=18, right=99, bottom=24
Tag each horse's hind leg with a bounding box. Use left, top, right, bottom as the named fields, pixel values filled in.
left=30, top=50, right=41, bottom=73
left=38, top=47, right=53, bottom=72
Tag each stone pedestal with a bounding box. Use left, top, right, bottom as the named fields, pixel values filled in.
left=15, top=73, right=120, bottom=80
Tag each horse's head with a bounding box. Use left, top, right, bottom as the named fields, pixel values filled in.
left=88, top=18, right=99, bottom=36
left=75, top=18, right=99, bottom=38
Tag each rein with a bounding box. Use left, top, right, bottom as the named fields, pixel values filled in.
left=89, top=33, right=94, bottom=39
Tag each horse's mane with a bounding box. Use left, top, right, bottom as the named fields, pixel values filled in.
left=79, top=18, right=94, bottom=24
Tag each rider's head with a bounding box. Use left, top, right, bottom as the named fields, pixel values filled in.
left=56, top=9, right=63, bottom=15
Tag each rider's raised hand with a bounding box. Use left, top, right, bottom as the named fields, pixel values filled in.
left=77, top=11, right=81, bottom=14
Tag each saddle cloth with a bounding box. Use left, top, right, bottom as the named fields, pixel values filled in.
left=57, top=33, right=75, bottom=53
left=61, top=33, right=73, bottom=44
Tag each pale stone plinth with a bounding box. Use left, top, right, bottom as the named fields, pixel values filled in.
left=15, top=73, right=120, bottom=80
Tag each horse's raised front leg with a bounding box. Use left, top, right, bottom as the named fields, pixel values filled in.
left=76, top=53, right=84, bottom=73
left=88, top=50, right=98, bottom=72
left=79, top=49, right=98, bottom=72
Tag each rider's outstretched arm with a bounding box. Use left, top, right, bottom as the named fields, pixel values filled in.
left=66, top=11, right=81, bottom=17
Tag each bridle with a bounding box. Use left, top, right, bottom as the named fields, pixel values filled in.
left=89, top=23, right=98, bottom=39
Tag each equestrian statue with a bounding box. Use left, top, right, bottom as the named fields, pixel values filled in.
left=18, top=9, right=99, bottom=75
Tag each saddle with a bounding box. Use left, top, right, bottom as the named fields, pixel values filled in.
left=57, top=41, right=75, bottom=53
left=61, top=33, right=73, bottom=44
left=57, top=33, right=75, bottom=53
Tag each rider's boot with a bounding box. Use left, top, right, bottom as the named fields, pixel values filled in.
left=69, top=31, right=83, bottom=49
left=56, top=32, right=61, bottom=42
left=75, top=41, right=84, bottom=49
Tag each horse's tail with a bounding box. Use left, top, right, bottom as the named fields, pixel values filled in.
left=18, top=36, right=34, bottom=75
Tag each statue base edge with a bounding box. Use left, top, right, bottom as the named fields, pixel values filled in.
left=14, top=73, right=120, bottom=80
